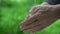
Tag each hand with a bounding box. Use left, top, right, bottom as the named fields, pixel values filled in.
left=20, top=4, right=60, bottom=33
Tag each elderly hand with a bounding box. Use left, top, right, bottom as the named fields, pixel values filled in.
left=20, top=4, right=60, bottom=33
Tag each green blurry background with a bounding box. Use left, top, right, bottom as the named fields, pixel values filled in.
left=0, top=0, right=60, bottom=34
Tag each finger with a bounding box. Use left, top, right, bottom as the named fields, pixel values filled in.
left=20, top=6, right=41, bottom=26
left=23, top=12, right=58, bottom=32
left=22, top=14, right=49, bottom=32
left=23, top=22, right=44, bottom=32
left=20, top=8, right=51, bottom=32
left=26, top=6, right=42, bottom=20
left=29, top=6, right=40, bottom=15
left=26, top=6, right=41, bottom=19
left=23, top=16, right=48, bottom=32
left=30, top=17, right=58, bottom=33
left=20, top=14, right=40, bottom=31
left=22, top=14, right=48, bottom=30
left=22, top=7, right=48, bottom=26
left=20, top=12, right=41, bottom=27
left=20, top=12, right=46, bottom=31
left=23, top=16, right=58, bottom=33
left=20, top=8, right=48, bottom=26
left=20, top=9, right=48, bottom=31
left=21, top=7, right=50, bottom=29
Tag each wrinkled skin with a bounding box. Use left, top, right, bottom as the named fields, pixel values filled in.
left=20, top=4, right=60, bottom=33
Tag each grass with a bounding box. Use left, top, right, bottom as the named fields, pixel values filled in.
left=0, top=0, right=60, bottom=34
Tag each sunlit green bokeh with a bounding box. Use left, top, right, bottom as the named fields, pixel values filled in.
left=0, top=0, right=60, bottom=34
